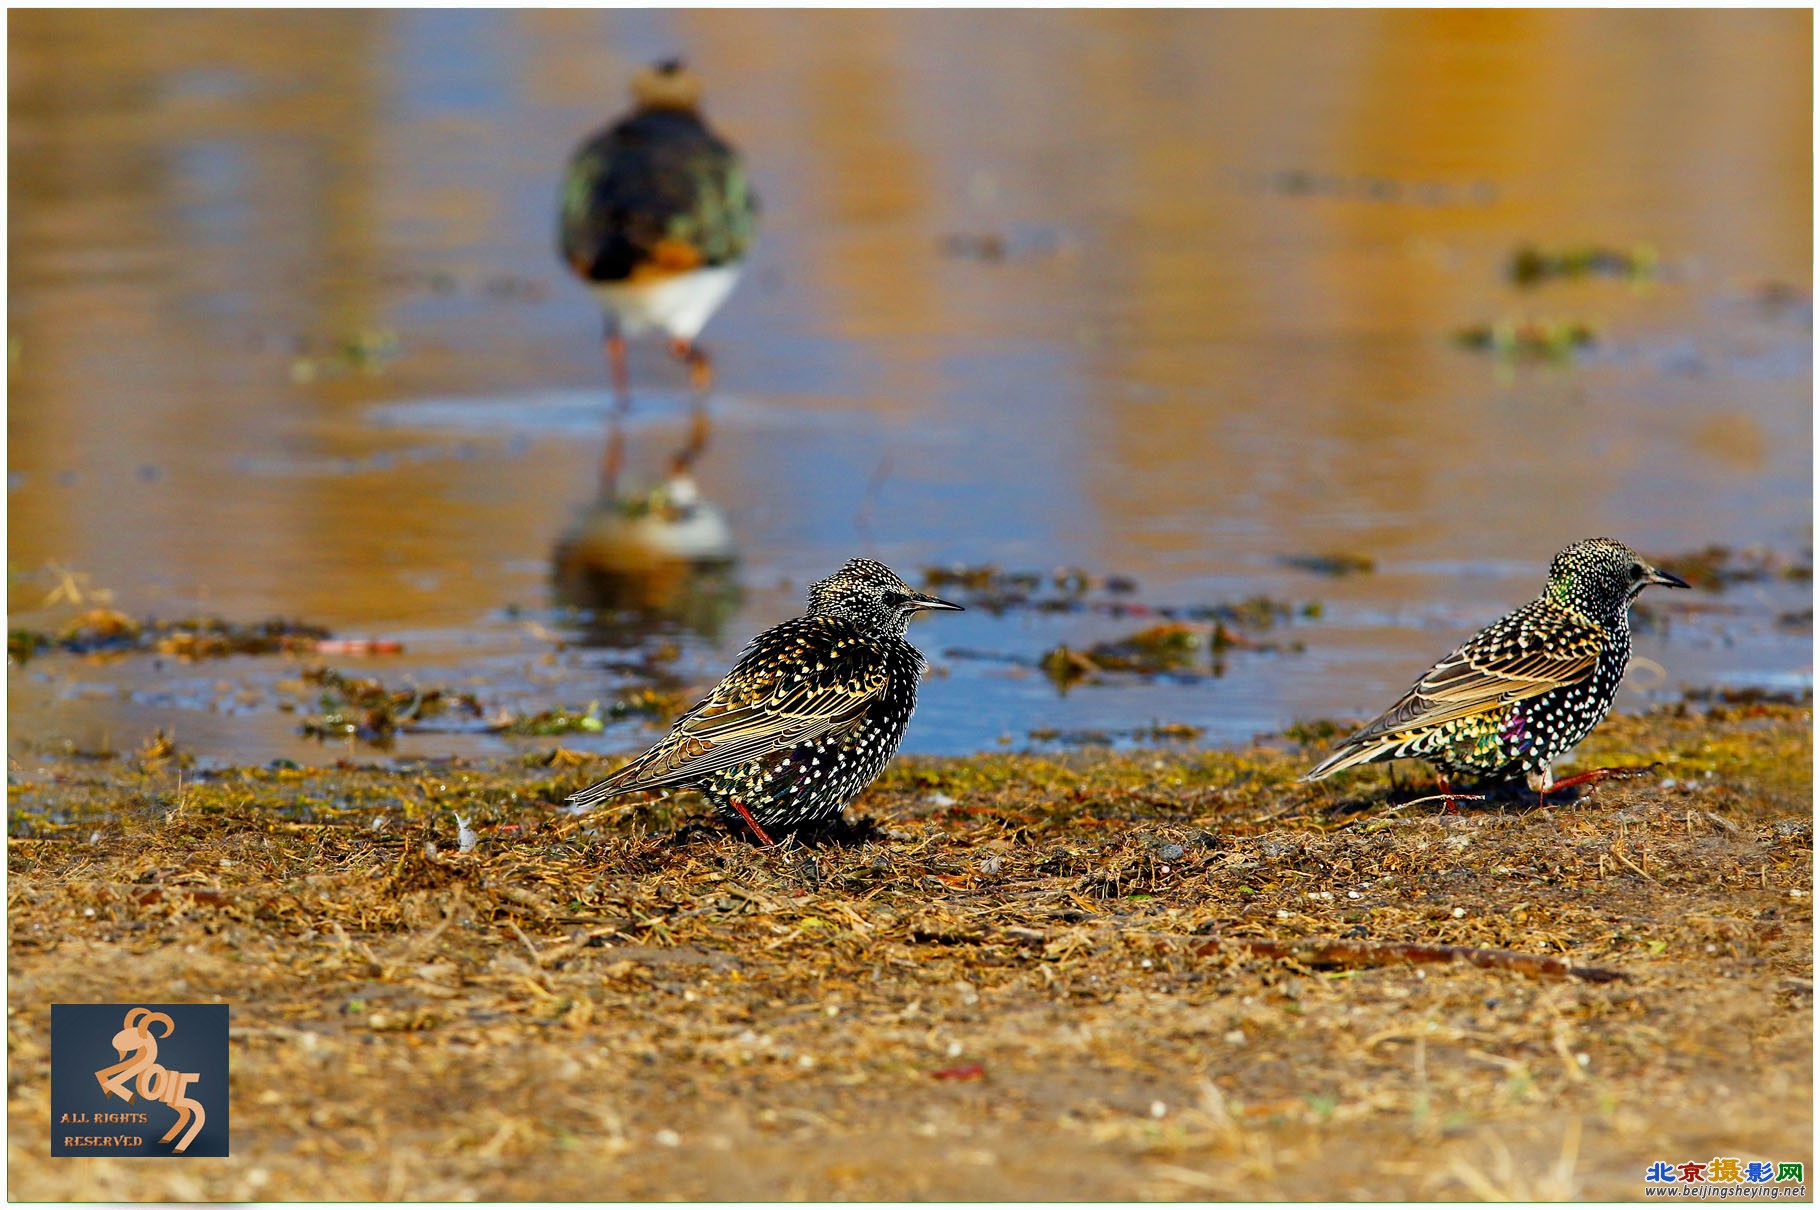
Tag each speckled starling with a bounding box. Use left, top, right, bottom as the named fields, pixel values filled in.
left=1302, top=538, right=1689, bottom=799
left=567, top=559, right=961, bottom=843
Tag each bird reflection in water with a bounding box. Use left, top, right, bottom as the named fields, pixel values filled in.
left=551, top=473, right=743, bottom=644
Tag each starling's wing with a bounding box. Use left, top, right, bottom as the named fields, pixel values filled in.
left=567, top=621, right=886, bottom=807
left=558, top=109, right=758, bottom=283
left=1301, top=603, right=1602, bottom=780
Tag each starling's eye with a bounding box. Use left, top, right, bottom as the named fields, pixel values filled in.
left=883, top=591, right=908, bottom=607
left=1629, top=564, right=1646, bottom=582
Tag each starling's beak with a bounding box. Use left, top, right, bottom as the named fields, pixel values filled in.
left=1645, top=567, right=1691, bottom=590
left=906, top=594, right=965, bottom=613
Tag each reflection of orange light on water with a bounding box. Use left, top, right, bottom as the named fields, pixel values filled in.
left=6, top=10, right=1809, bottom=755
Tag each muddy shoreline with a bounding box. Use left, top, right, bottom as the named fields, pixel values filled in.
left=7, top=703, right=1812, bottom=1199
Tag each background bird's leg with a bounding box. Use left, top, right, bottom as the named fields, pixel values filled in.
left=727, top=798, right=774, bottom=847
left=668, top=338, right=713, bottom=475
left=1437, top=775, right=1458, bottom=814
left=600, top=325, right=633, bottom=495
left=606, top=326, right=632, bottom=405
left=600, top=417, right=628, bottom=499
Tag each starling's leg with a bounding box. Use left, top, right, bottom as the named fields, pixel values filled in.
left=727, top=798, right=775, bottom=847
left=600, top=326, right=633, bottom=493
left=667, top=339, right=713, bottom=475
left=1542, top=766, right=1658, bottom=798
left=1528, top=767, right=1552, bottom=811
left=1438, top=776, right=1458, bottom=814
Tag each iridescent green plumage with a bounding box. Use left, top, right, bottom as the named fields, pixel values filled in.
left=557, top=66, right=757, bottom=285
left=1302, top=539, right=1690, bottom=792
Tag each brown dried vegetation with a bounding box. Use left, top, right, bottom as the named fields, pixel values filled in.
left=7, top=704, right=1811, bottom=1199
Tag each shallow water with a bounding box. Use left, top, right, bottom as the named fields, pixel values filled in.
left=8, top=10, right=1812, bottom=766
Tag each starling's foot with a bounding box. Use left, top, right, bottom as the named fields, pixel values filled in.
left=728, top=799, right=775, bottom=847
left=1546, top=765, right=1660, bottom=794
left=1536, top=764, right=1660, bottom=809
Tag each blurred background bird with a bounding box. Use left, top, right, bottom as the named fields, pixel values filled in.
left=566, top=558, right=962, bottom=844
left=1301, top=538, right=1690, bottom=805
left=557, top=59, right=758, bottom=493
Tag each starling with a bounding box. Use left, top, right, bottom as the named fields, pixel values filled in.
left=1301, top=538, right=1690, bottom=801
left=567, top=559, right=961, bottom=843
left=557, top=60, right=758, bottom=483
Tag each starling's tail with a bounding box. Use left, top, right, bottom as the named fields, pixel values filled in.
left=566, top=752, right=676, bottom=810
left=1299, top=736, right=1395, bottom=783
